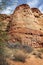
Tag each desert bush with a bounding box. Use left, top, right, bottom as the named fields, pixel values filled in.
left=23, top=45, right=33, bottom=53
left=12, top=50, right=27, bottom=62
left=3, top=46, right=27, bottom=62
left=7, top=42, right=22, bottom=49
left=0, top=31, right=9, bottom=65
left=7, top=41, right=33, bottom=54
left=0, top=54, right=9, bottom=65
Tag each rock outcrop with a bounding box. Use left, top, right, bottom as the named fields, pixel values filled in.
left=7, top=4, right=43, bottom=48
left=0, top=14, right=10, bottom=31
left=31, top=8, right=42, bottom=17
left=31, top=8, right=43, bottom=31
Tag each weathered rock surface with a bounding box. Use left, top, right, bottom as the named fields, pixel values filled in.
left=0, top=14, right=10, bottom=31
left=0, top=4, right=43, bottom=48
left=31, top=8, right=42, bottom=17
left=31, top=8, right=43, bottom=31
left=7, top=4, right=43, bottom=48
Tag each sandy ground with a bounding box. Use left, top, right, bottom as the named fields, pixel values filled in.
left=7, top=55, right=43, bottom=65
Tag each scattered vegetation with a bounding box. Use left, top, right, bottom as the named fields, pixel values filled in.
left=0, top=30, right=32, bottom=63
left=23, top=45, right=33, bottom=53
left=0, top=26, right=43, bottom=65
left=0, top=30, right=9, bottom=65
left=3, top=46, right=27, bottom=62
left=0, top=55, right=9, bottom=65
left=7, top=41, right=33, bottom=53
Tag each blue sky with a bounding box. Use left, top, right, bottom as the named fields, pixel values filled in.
left=0, top=0, right=43, bottom=14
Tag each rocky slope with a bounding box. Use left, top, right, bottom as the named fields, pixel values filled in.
left=7, top=4, right=43, bottom=48
left=0, top=14, right=10, bottom=31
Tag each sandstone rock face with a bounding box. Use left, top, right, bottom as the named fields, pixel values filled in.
left=7, top=4, right=43, bottom=48
left=11, top=4, right=42, bottom=31
left=36, top=14, right=43, bottom=31
left=31, top=8, right=43, bottom=31
left=0, top=14, right=10, bottom=21
left=31, top=8, right=41, bottom=17
left=0, top=14, right=10, bottom=31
